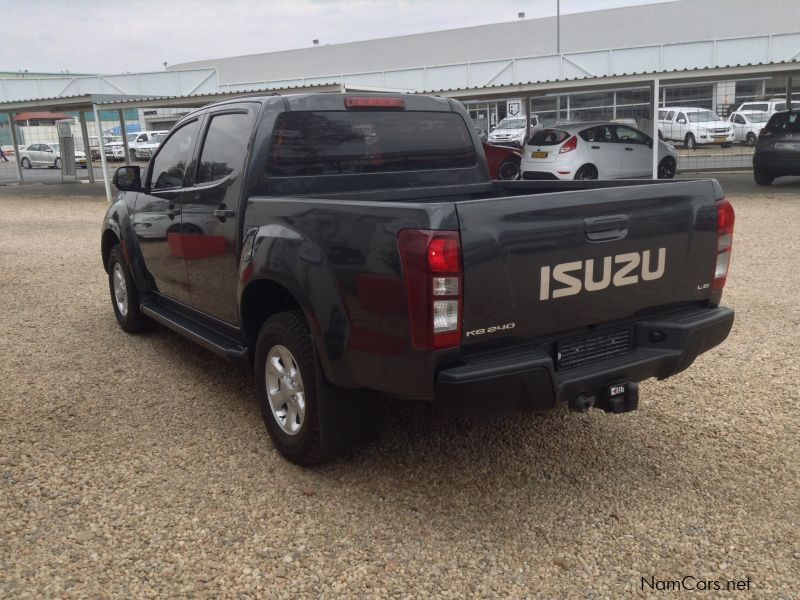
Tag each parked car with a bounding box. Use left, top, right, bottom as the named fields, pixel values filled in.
left=134, top=133, right=167, bottom=160
left=727, top=110, right=770, bottom=146
left=487, top=115, right=540, bottom=147
left=520, top=122, right=677, bottom=180
left=737, top=98, right=800, bottom=116
left=17, top=142, right=87, bottom=169
left=657, top=107, right=734, bottom=149
left=128, top=130, right=170, bottom=160
left=482, top=143, right=522, bottom=180
left=101, top=94, right=733, bottom=465
left=753, top=110, right=800, bottom=185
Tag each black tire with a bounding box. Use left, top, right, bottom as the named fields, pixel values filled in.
left=497, top=157, right=520, bottom=180
left=658, top=130, right=664, bottom=140
left=574, top=164, right=598, bottom=180
left=54, top=157, right=61, bottom=170
left=107, top=245, right=153, bottom=333
left=255, top=311, right=327, bottom=465
left=21, top=157, right=31, bottom=169
left=684, top=134, right=696, bottom=150
left=658, top=157, right=676, bottom=179
left=746, top=133, right=757, bottom=146
left=129, top=149, right=137, bottom=161
left=754, top=169, right=774, bottom=186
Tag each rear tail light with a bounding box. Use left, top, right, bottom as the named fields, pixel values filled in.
left=559, top=135, right=578, bottom=154
left=713, top=198, right=735, bottom=292
left=345, top=97, right=405, bottom=109
left=397, top=230, right=462, bottom=349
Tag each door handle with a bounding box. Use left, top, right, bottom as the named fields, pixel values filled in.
left=591, top=145, right=600, bottom=149
left=625, top=147, right=634, bottom=151
left=165, top=206, right=181, bottom=217
left=584, top=215, right=629, bottom=242
left=213, top=208, right=235, bottom=220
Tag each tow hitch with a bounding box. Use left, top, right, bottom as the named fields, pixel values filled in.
left=569, top=381, right=639, bottom=414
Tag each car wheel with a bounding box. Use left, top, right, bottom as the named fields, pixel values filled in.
left=497, top=157, right=521, bottom=180
left=658, top=130, right=664, bottom=140
left=255, top=310, right=376, bottom=465
left=684, top=134, right=696, bottom=150
left=129, top=149, right=137, bottom=161
left=574, top=164, right=598, bottom=180
left=658, top=157, right=676, bottom=179
left=54, top=157, right=62, bottom=170
left=753, top=169, right=774, bottom=186
left=21, top=157, right=31, bottom=169
left=107, top=245, right=153, bottom=333
left=746, top=133, right=757, bottom=146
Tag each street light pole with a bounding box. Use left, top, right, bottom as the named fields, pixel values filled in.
left=557, top=0, right=561, bottom=54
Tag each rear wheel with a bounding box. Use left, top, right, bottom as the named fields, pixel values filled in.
left=21, top=157, right=31, bottom=169
left=129, top=149, right=137, bottom=161
left=754, top=169, right=774, bottom=186
left=574, top=164, right=598, bottom=180
left=746, top=133, right=757, bottom=146
left=684, top=134, right=696, bottom=150
left=657, top=157, right=676, bottom=179
left=54, top=157, right=62, bottom=170
left=658, top=130, right=664, bottom=140
left=497, top=157, right=520, bottom=180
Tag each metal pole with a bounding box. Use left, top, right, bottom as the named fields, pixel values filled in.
left=93, top=105, right=112, bottom=203
left=119, top=108, right=131, bottom=165
left=652, top=78, right=660, bottom=180
left=78, top=110, right=94, bottom=183
left=8, top=112, right=24, bottom=184
left=787, top=77, right=793, bottom=112
left=557, top=0, right=560, bottom=54
left=525, top=94, right=532, bottom=146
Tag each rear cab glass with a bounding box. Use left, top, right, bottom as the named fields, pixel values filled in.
left=529, top=129, right=569, bottom=146
left=265, top=111, right=476, bottom=177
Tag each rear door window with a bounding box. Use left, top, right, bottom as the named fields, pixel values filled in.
left=529, top=129, right=570, bottom=146
left=196, top=112, right=255, bottom=184
left=666, top=111, right=675, bottom=120
left=265, top=111, right=476, bottom=177
left=579, top=126, right=614, bottom=143
left=613, top=126, right=647, bottom=144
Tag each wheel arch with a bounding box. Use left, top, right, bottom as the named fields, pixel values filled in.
left=101, top=229, right=120, bottom=272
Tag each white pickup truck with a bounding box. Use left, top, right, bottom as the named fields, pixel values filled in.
left=657, top=107, right=734, bottom=149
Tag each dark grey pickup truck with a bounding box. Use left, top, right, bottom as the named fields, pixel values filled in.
left=101, top=93, right=735, bottom=464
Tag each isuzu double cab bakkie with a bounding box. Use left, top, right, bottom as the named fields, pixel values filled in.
left=101, top=93, right=735, bottom=465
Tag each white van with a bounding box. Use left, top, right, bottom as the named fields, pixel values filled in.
left=657, top=107, right=734, bottom=149
left=737, top=98, right=800, bottom=116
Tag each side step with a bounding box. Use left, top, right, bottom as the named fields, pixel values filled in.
left=140, top=301, right=249, bottom=363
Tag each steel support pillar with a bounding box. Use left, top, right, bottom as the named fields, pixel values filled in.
left=652, top=78, right=660, bottom=180
left=8, top=112, right=24, bottom=183
left=93, top=105, right=112, bottom=203
left=78, top=110, right=94, bottom=183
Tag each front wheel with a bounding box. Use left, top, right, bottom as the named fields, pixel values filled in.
left=684, top=134, right=696, bottom=150
left=107, top=245, right=153, bottom=333
left=54, top=157, right=62, bottom=170
left=746, top=133, right=757, bottom=146
left=21, top=157, right=31, bottom=169
left=497, top=157, right=521, bottom=180
left=574, top=164, right=598, bottom=180
left=658, top=157, right=676, bottom=179
left=129, top=149, right=137, bottom=161
left=754, top=169, right=774, bottom=186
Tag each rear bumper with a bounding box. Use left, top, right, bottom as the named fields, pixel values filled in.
left=753, top=152, right=800, bottom=176
left=434, top=305, right=734, bottom=415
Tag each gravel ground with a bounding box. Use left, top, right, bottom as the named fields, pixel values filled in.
left=1, top=187, right=798, bottom=598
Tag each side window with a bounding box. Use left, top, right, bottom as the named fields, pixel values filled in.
left=149, top=120, right=200, bottom=190
left=614, top=126, right=646, bottom=144
left=734, top=115, right=746, bottom=125
left=579, top=125, right=613, bottom=143
left=196, top=112, right=255, bottom=184
left=658, top=110, right=666, bottom=120
left=137, top=134, right=148, bottom=143
left=677, top=112, right=687, bottom=123
left=29, top=144, right=40, bottom=151
left=666, top=111, right=675, bottom=120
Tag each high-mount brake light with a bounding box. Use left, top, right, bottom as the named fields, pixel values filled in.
left=397, top=230, right=462, bottom=350
left=559, top=135, right=578, bottom=154
left=344, top=97, right=405, bottom=109
left=712, top=198, right=735, bottom=292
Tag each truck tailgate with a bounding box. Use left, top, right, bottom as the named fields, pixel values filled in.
left=456, top=180, right=721, bottom=345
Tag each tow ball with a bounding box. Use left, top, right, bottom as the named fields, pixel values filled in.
left=569, top=381, right=639, bottom=414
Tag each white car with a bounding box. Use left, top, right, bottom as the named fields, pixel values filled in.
left=520, top=122, right=678, bottom=181
left=17, top=142, right=87, bottom=169
left=657, top=107, right=734, bottom=149
left=487, top=115, right=541, bottom=148
left=134, top=133, right=167, bottom=160
left=727, top=110, right=770, bottom=146
left=129, top=130, right=169, bottom=160
left=737, top=98, right=800, bottom=116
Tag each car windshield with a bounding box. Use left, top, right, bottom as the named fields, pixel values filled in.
left=127, top=134, right=139, bottom=142
left=495, top=118, right=526, bottom=130
left=747, top=113, right=770, bottom=123
left=765, top=112, right=800, bottom=132
left=51, top=144, right=60, bottom=152
left=688, top=110, right=720, bottom=122
left=528, top=129, right=570, bottom=146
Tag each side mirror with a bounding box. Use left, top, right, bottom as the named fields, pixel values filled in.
left=677, top=119, right=686, bottom=124
left=114, top=165, right=141, bottom=192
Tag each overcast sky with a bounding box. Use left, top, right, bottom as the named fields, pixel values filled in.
left=4, top=0, right=665, bottom=74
